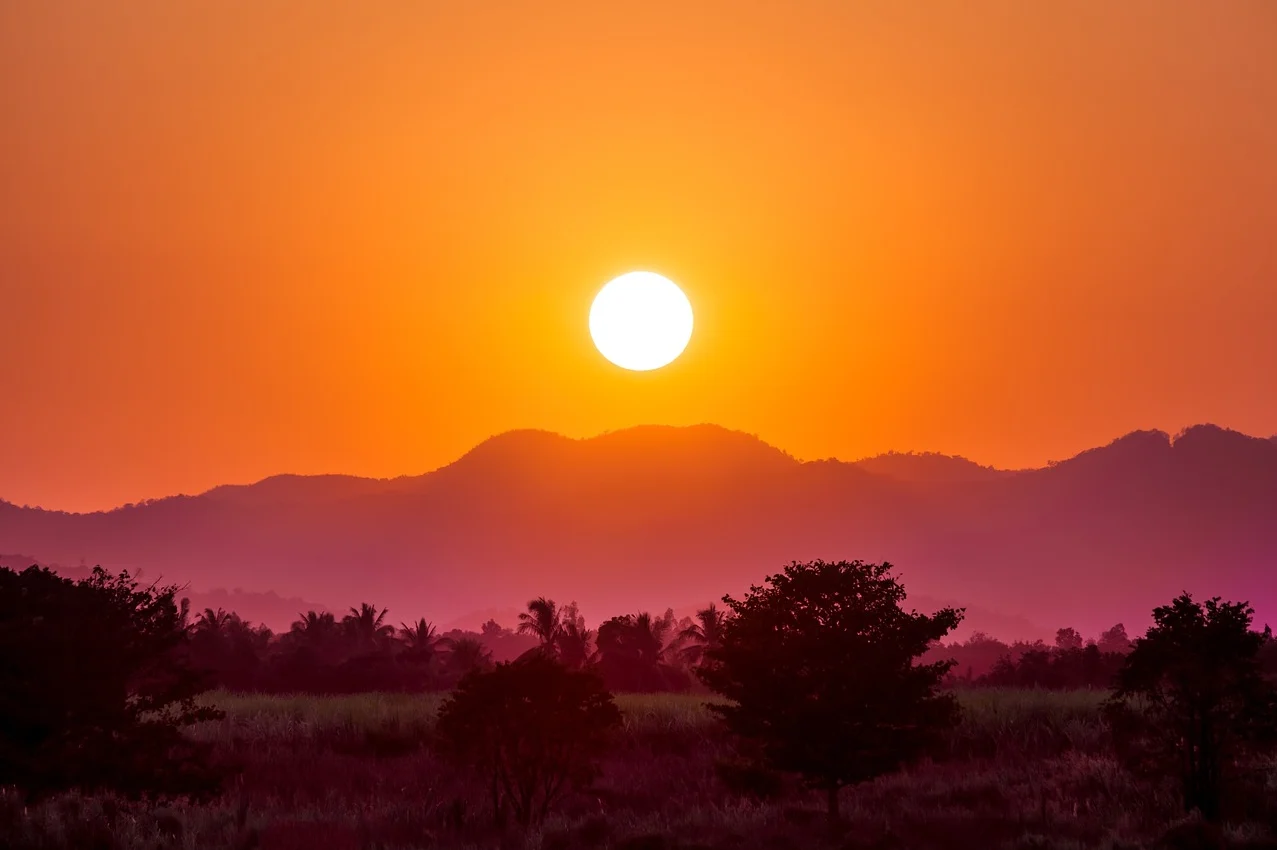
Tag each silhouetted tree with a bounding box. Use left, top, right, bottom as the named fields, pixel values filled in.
left=1105, top=594, right=1277, bottom=822
left=188, top=609, right=271, bottom=690
left=343, top=603, right=394, bottom=649
left=445, top=636, right=494, bottom=680
left=399, top=618, right=441, bottom=662
left=290, top=610, right=339, bottom=645
left=0, top=566, right=223, bottom=800
left=517, top=597, right=562, bottom=647
left=436, top=654, right=620, bottom=827
left=1097, top=623, right=1133, bottom=654
left=195, top=607, right=233, bottom=635
left=700, top=560, right=962, bottom=821
left=1055, top=627, right=1084, bottom=651
left=678, top=603, right=728, bottom=666
left=596, top=610, right=687, bottom=692
left=555, top=622, right=596, bottom=670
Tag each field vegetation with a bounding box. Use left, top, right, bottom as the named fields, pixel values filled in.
left=3, top=561, right=1276, bottom=849
left=4, top=688, right=1274, bottom=850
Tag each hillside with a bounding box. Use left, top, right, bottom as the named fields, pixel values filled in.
left=1, top=423, right=1274, bottom=635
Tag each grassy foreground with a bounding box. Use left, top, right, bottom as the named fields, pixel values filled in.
left=3, top=689, right=1274, bottom=850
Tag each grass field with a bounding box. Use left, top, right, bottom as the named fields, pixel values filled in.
left=4, top=689, right=1273, bottom=850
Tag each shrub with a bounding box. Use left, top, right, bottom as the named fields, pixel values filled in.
left=435, top=653, right=621, bottom=827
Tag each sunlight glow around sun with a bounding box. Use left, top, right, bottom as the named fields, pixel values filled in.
left=589, top=272, right=694, bottom=371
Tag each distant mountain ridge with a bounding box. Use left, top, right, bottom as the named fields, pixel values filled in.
left=1, top=423, right=1274, bottom=636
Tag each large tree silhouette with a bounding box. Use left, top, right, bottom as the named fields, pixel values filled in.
left=0, top=566, right=223, bottom=800
left=1105, top=594, right=1277, bottom=822
left=700, top=560, right=962, bottom=820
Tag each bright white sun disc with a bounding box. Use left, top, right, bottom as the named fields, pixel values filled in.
left=589, top=272, right=693, bottom=371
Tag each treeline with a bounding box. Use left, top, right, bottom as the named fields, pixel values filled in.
left=178, top=589, right=1277, bottom=695
left=181, top=597, right=718, bottom=694
left=926, top=624, right=1136, bottom=688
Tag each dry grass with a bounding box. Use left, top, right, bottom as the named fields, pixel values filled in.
left=4, top=689, right=1274, bottom=850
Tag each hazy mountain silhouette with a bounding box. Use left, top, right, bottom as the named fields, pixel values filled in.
left=1, top=423, right=1274, bottom=635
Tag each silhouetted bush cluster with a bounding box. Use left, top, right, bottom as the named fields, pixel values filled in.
left=0, top=566, right=223, bottom=801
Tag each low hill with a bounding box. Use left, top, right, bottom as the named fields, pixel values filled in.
left=2, top=423, right=1274, bottom=636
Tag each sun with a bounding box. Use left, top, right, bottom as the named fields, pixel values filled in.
left=589, top=272, right=694, bottom=371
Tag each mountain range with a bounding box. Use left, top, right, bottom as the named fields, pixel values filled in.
left=2, top=424, right=1275, bottom=638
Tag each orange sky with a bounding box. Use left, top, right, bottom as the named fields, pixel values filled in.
left=2, top=1, right=1275, bottom=513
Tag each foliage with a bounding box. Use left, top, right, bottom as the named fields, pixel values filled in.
left=445, top=636, right=493, bottom=678
left=516, top=597, right=561, bottom=645
left=700, top=559, right=962, bottom=819
left=1054, top=627, right=1084, bottom=651
left=980, top=644, right=1126, bottom=689
left=1104, top=593, right=1277, bottom=822
left=435, top=654, right=621, bottom=827
left=677, top=604, right=729, bottom=667
left=0, top=566, right=223, bottom=801
left=596, top=610, right=690, bottom=692
left=342, top=602, right=394, bottom=649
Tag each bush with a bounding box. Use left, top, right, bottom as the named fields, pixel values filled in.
left=0, top=566, right=224, bottom=801
left=436, top=654, right=621, bottom=827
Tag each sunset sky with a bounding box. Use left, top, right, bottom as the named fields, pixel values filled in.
left=3, top=1, right=1275, bottom=512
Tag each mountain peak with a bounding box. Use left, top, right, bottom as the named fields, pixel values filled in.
left=851, top=451, right=1009, bottom=484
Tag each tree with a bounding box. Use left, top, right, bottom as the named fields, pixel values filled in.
left=596, top=610, right=686, bottom=692
left=555, top=622, right=596, bottom=670
left=188, top=609, right=271, bottom=690
left=195, top=607, right=234, bottom=635
left=516, top=597, right=562, bottom=647
left=288, top=611, right=340, bottom=657
left=0, top=566, right=223, bottom=800
left=399, top=618, right=442, bottom=663
left=700, top=560, right=962, bottom=821
left=343, top=603, right=394, bottom=649
left=1054, top=626, right=1084, bottom=651
left=435, top=654, right=621, bottom=827
left=1104, top=594, right=1277, bottom=822
left=445, top=636, right=494, bottom=679
left=291, top=610, right=338, bottom=644
left=552, top=602, right=594, bottom=668
left=1097, top=623, right=1132, bottom=654
left=678, top=603, right=728, bottom=666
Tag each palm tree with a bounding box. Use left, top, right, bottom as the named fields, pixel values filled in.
left=343, top=603, right=394, bottom=648
left=195, top=607, right=233, bottom=635
left=678, top=604, right=728, bottom=666
left=596, top=611, right=671, bottom=667
left=290, top=610, right=338, bottom=646
left=399, top=618, right=441, bottom=662
left=446, top=636, right=493, bottom=678
left=632, top=610, right=673, bottom=665
left=517, top=597, right=561, bottom=647
left=555, top=621, right=596, bottom=669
